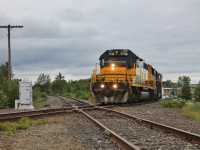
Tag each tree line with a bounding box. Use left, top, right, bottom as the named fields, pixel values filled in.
left=0, top=62, right=200, bottom=109
left=0, top=62, right=19, bottom=108
left=33, top=72, right=90, bottom=100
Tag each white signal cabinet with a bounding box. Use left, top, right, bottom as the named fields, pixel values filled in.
left=16, top=80, right=34, bottom=110
left=20, top=81, right=32, bottom=105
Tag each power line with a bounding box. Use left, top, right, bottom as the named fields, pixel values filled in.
left=0, top=25, right=23, bottom=80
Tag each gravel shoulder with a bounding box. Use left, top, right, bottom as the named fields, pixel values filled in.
left=0, top=96, right=65, bottom=114
left=112, top=100, right=200, bottom=135
left=0, top=113, right=118, bottom=150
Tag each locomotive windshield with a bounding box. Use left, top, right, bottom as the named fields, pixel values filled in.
left=101, top=61, right=126, bottom=67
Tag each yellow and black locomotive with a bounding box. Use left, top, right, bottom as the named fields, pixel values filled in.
left=91, top=49, right=162, bottom=104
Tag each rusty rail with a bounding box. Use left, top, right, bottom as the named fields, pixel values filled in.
left=60, top=97, right=140, bottom=150
left=98, top=107, right=200, bottom=144
left=77, top=109, right=140, bottom=150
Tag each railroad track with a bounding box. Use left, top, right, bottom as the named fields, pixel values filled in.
left=0, top=107, right=74, bottom=123
left=59, top=97, right=200, bottom=149
left=59, top=96, right=94, bottom=108
left=83, top=108, right=200, bottom=149
left=59, top=96, right=140, bottom=150
left=0, top=96, right=200, bottom=149
left=0, top=96, right=94, bottom=123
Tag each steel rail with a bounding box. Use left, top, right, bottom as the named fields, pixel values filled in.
left=98, top=107, right=200, bottom=144
left=0, top=109, right=74, bottom=122
left=61, top=96, right=94, bottom=107
left=60, top=97, right=140, bottom=149
left=0, top=107, right=97, bottom=123
left=77, top=109, right=140, bottom=150
left=0, top=107, right=73, bottom=118
left=0, top=96, right=95, bottom=123
left=64, top=96, right=117, bottom=109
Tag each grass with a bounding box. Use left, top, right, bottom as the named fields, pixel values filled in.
left=33, top=97, right=45, bottom=106
left=33, top=97, right=50, bottom=108
left=180, top=103, right=200, bottom=122
left=161, top=99, right=200, bottom=122
left=0, top=117, right=47, bottom=135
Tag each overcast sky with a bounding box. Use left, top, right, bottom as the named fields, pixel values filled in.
left=0, top=0, right=200, bottom=83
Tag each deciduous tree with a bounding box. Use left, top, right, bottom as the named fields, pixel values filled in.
left=194, top=81, right=200, bottom=102
left=178, top=76, right=192, bottom=100
left=35, top=73, right=51, bottom=94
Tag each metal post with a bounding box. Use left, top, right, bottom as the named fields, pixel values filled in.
left=8, top=25, right=11, bottom=80
left=0, top=25, right=23, bottom=80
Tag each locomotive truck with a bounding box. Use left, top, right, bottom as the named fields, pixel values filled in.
left=91, top=49, right=162, bottom=104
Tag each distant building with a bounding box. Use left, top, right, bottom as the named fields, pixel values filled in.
left=162, top=84, right=197, bottom=99
left=162, top=87, right=181, bottom=99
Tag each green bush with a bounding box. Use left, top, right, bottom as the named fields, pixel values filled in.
left=0, top=79, right=19, bottom=108
left=33, top=87, right=47, bottom=100
left=194, top=81, right=200, bottom=102
left=161, top=99, right=186, bottom=108
left=0, top=90, right=9, bottom=108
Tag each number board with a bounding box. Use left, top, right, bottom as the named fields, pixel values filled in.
left=108, top=50, right=128, bottom=56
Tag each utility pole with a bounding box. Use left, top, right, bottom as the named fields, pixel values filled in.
left=0, top=25, right=23, bottom=80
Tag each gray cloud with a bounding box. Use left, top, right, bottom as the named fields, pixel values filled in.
left=0, top=0, right=200, bottom=83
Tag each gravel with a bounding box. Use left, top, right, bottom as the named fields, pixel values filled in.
left=0, top=96, right=66, bottom=114
left=46, top=96, right=66, bottom=107
left=1, top=98, right=200, bottom=149
left=112, top=100, right=200, bottom=135
left=0, top=113, right=118, bottom=150
left=85, top=109, right=200, bottom=150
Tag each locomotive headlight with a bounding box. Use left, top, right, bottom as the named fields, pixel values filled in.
left=111, top=64, right=115, bottom=70
left=100, top=84, right=105, bottom=88
left=113, top=84, right=118, bottom=89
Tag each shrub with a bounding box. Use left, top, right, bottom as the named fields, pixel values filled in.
left=0, top=90, right=9, bottom=108
left=161, top=99, right=186, bottom=108
left=33, top=87, right=47, bottom=100
left=194, top=81, right=200, bottom=102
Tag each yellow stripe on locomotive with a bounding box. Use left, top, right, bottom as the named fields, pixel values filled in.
left=91, top=49, right=162, bottom=104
